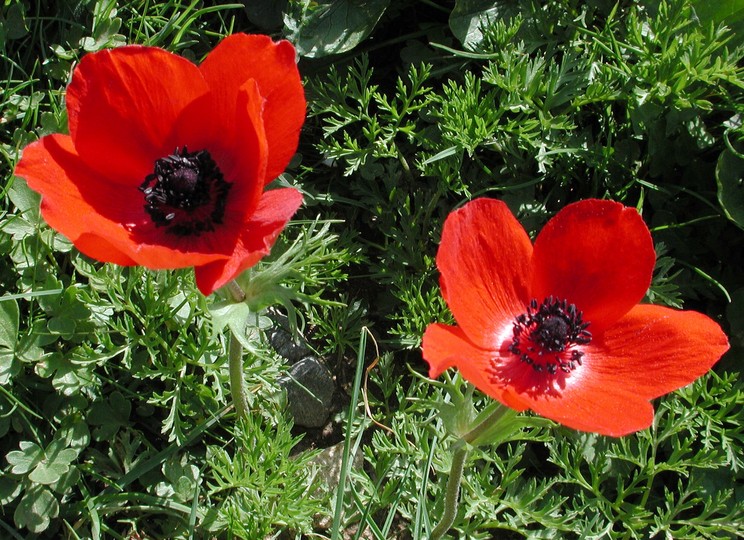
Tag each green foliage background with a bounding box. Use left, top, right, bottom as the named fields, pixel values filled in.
left=0, top=0, right=742, bottom=538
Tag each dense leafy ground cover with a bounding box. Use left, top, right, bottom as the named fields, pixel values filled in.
left=1, top=0, right=743, bottom=538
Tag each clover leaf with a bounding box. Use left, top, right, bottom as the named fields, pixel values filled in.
left=0, top=298, right=20, bottom=384
left=13, top=485, right=59, bottom=534
left=6, top=439, right=79, bottom=485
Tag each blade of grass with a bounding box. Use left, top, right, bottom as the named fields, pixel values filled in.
left=187, top=473, right=200, bottom=540
left=413, top=434, right=438, bottom=539
left=379, top=463, right=412, bottom=537
left=0, top=289, right=63, bottom=302
left=79, top=483, right=101, bottom=540
left=0, top=519, right=26, bottom=540
left=678, top=261, right=732, bottom=302
left=330, top=327, right=370, bottom=540
left=351, top=457, right=410, bottom=540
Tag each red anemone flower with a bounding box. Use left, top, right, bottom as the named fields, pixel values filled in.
left=14, top=34, right=305, bottom=295
left=422, top=198, right=729, bottom=436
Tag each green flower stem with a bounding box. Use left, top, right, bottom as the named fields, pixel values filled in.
left=430, top=446, right=468, bottom=540
left=226, top=280, right=246, bottom=302
left=462, top=400, right=515, bottom=446
left=228, top=329, right=249, bottom=419
left=431, top=401, right=516, bottom=538
left=226, top=280, right=248, bottom=419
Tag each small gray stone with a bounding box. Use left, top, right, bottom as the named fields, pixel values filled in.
left=310, top=440, right=363, bottom=492
left=267, top=311, right=310, bottom=364
left=280, top=356, right=334, bottom=428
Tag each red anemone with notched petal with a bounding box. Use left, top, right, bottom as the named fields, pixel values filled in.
left=14, top=34, right=306, bottom=295
left=422, top=198, right=729, bottom=436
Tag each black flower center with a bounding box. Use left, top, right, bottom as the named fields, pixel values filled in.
left=140, top=147, right=231, bottom=236
left=508, top=296, right=591, bottom=375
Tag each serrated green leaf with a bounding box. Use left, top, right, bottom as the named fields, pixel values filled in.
left=88, top=391, right=131, bottom=441
left=47, top=316, right=76, bottom=337
left=0, top=350, right=20, bottom=385
left=50, top=466, right=80, bottom=495
left=34, top=353, right=91, bottom=396
left=285, top=0, right=390, bottom=58
left=0, top=298, right=19, bottom=384
left=209, top=299, right=253, bottom=336
left=0, top=297, right=19, bottom=349
left=27, top=440, right=78, bottom=485
left=55, top=415, right=90, bottom=454
left=14, top=486, right=58, bottom=533
left=46, top=287, right=92, bottom=333
left=716, top=147, right=744, bottom=230
left=28, top=460, right=68, bottom=485
left=4, top=2, right=28, bottom=40
left=8, top=177, right=41, bottom=219
left=6, top=441, right=43, bottom=475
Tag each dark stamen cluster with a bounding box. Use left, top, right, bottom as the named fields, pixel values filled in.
left=507, top=296, right=591, bottom=375
left=140, top=147, right=231, bottom=236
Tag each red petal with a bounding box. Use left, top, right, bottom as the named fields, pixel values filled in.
left=15, top=135, right=141, bottom=264
left=124, top=80, right=272, bottom=270
left=423, top=323, right=477, bottom=378
left=422, top=323, right=526, bottom=409
left=531, top=199, right=655, bottom=332
left=67, top=45, right=208, bottom=185
left=199, top=34, right=306, bottom=183
left=584, top=304, right=729, bottom=399
left=494, top=304, right=728, bottom=436
left=15, top=135, right=230, bottom=269
left=436, top=198, right=532, bottom=349
left=162, top=78, right=269, bottom=232
left=505, top=377, right=656, bottom=436
left=426, top=325, right=655, bottom=435
left=488, top=348, right=657, bottom=436
left=75, top=233, right=137, bottom=266
left=194, top=187, right=303, bottom=295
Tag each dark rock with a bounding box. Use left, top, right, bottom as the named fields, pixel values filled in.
left=267, top=311, right=310, bottom=364
left=280, top=356, right=335, bottom=428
